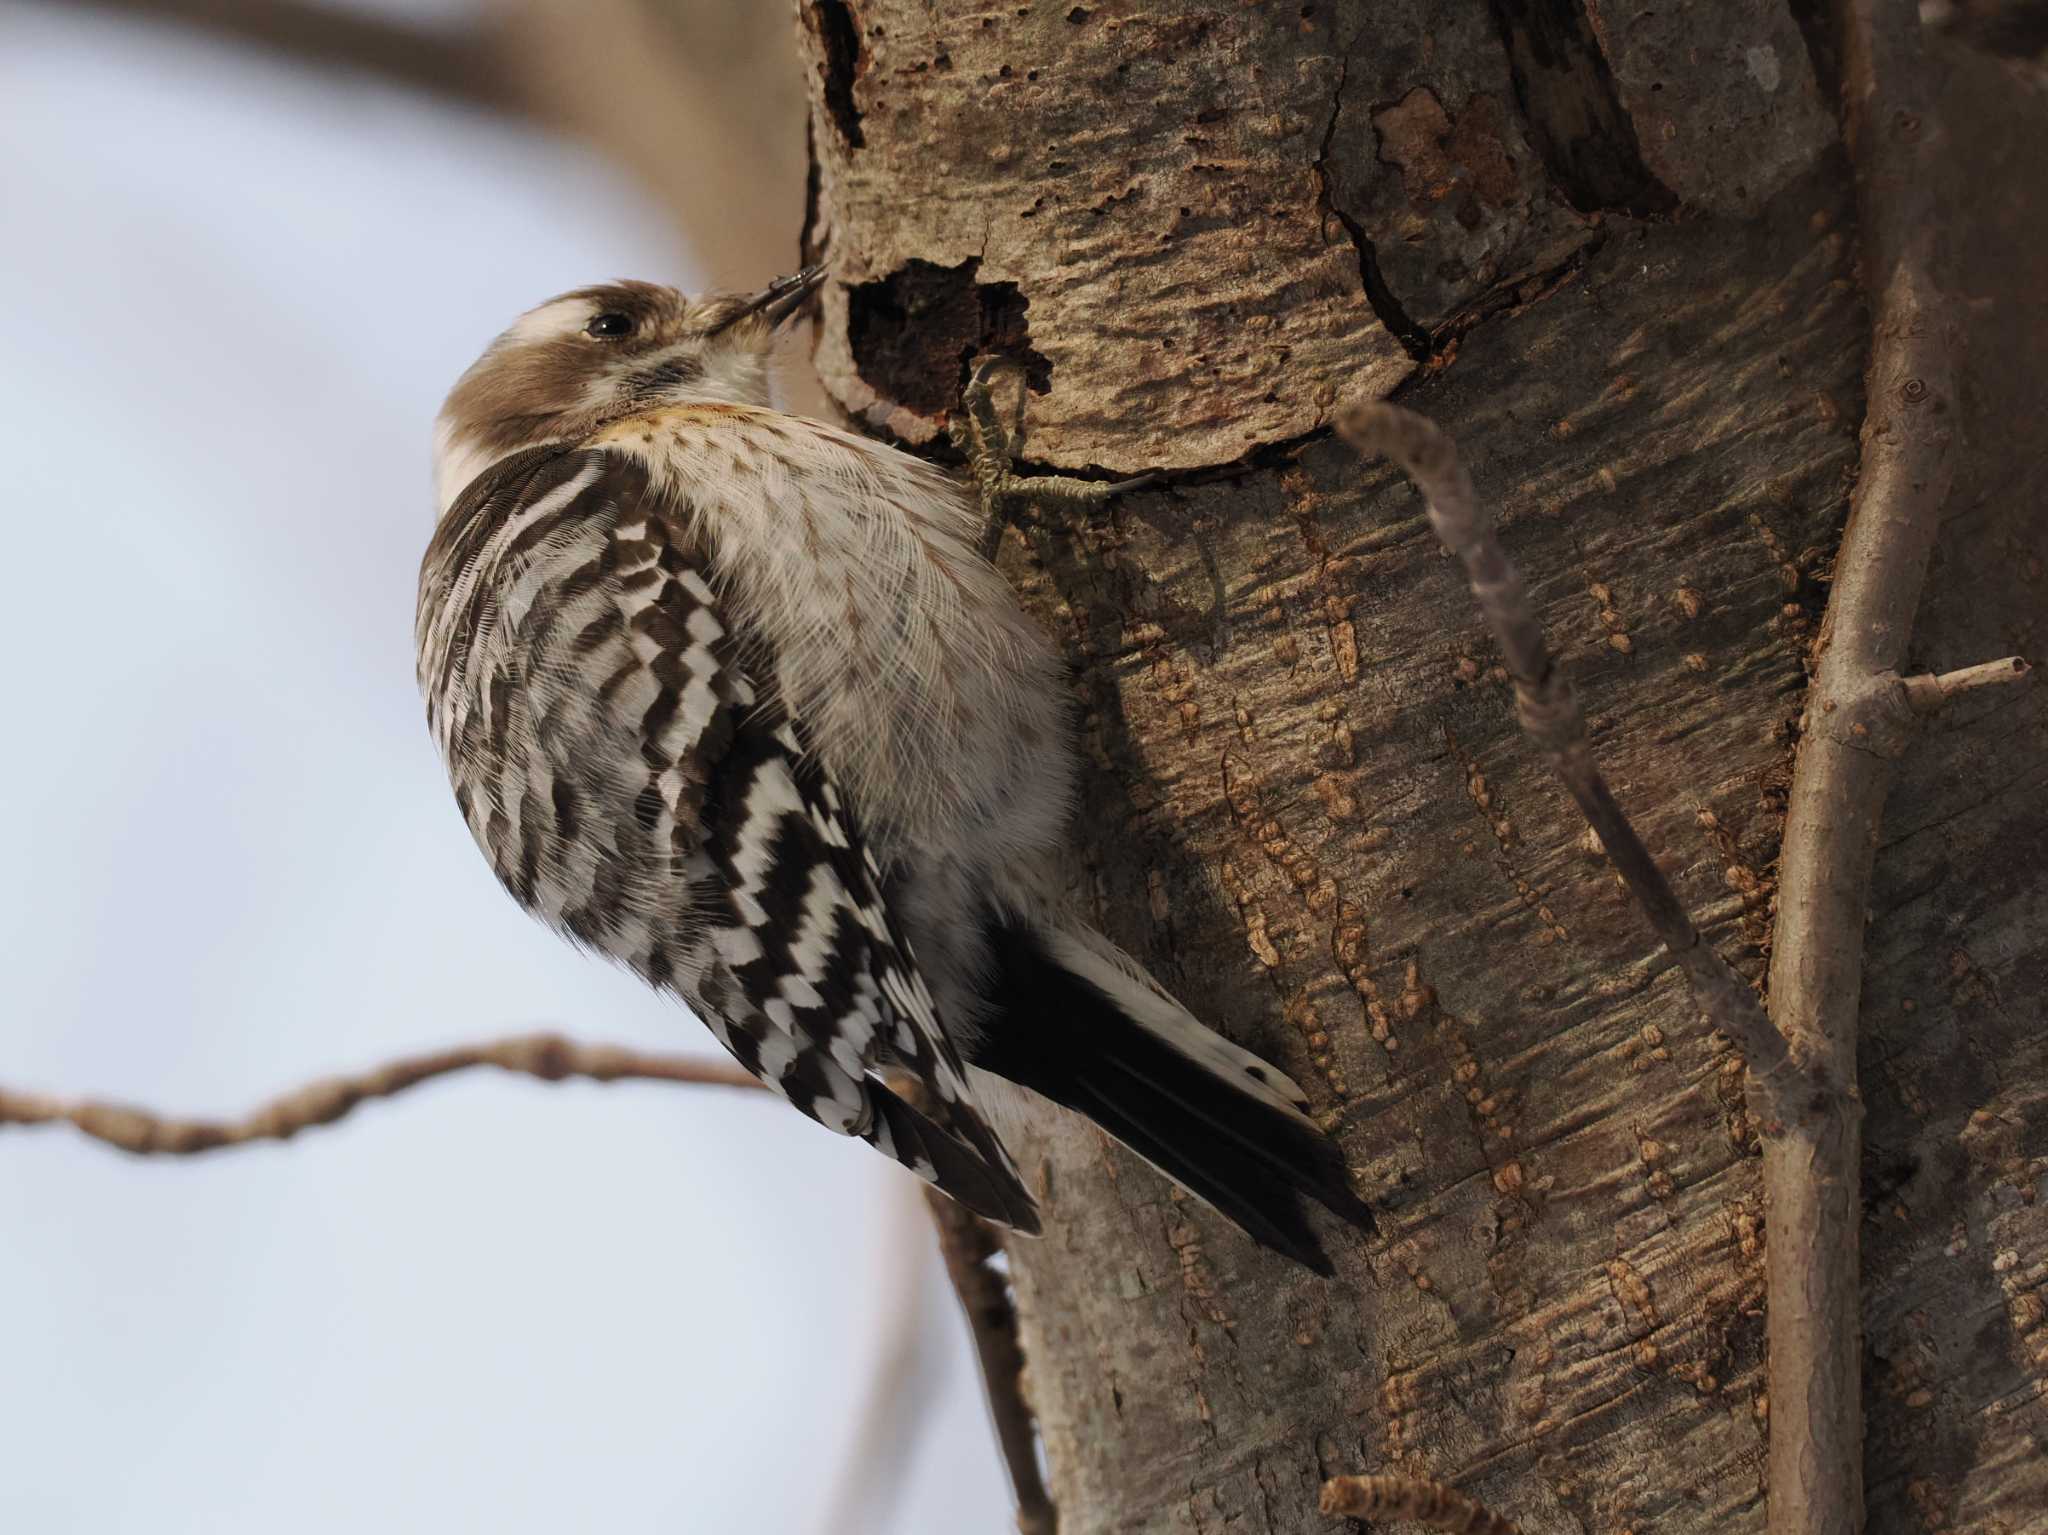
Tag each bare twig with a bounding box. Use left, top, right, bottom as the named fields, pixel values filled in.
left=0, top=1033, right=762, bottom=1156
left=1337, top=402, right=1801, bottom=1108
left=1901, top=655, right=2032, bottom=712
left=1752, top=6, right=1965, bottom=1534
left=924, top=1189, right=1057, bottom=1535
left=10, top=1038, right=992, bottom=1534
left=1319, top=1475, right=1519, bottom=1535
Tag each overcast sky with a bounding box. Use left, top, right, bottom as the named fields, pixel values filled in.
left=0, top=6, right=1005, bottom=1530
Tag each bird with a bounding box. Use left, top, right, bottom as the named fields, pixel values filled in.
left=416, top=266, right=1375, bottom=1273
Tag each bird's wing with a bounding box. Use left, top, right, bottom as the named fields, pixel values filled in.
left=421, top=444, right=1039, bottom=1231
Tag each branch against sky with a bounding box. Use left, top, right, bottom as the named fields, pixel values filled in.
left=0, top=1033, right=762, bottom=1156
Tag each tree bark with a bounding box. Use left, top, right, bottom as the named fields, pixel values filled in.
left=797, top=5, right=2048, bottom=1532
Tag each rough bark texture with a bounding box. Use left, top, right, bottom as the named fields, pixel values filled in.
left=799, top=5, right=2047, bottom=1532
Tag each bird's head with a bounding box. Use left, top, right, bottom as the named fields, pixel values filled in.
left=433, top=267, right=824, bottom=513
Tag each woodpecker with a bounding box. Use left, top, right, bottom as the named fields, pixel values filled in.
left=418, top=268, right=1374, bottom=1272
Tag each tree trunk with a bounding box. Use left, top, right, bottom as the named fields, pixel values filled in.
left=795, top=4, right=2048, bottom=1531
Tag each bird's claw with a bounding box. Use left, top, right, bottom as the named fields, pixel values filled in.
left=956, top=355, right=1156, bottom=561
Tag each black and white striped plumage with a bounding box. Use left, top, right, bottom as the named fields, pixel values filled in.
left=417, top=275, right=1374, bottom=1270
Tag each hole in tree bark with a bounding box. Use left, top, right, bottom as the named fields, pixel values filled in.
left=799, top=117, right=824, bottom=266
left=808, top=0, right=866, bottom=149
left=847, top=258, right=1052, bottom=418
left=1484, top=0, right=1675, bottom=214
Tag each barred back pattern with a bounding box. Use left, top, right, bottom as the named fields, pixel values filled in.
left=417, top=442, right=1038, bottom=1228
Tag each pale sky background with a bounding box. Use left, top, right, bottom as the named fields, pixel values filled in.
left=0, top=5, right=1007, bottom=1530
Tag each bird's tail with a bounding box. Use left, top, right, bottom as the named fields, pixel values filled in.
left=968, top=916, right=1374, bottom=1275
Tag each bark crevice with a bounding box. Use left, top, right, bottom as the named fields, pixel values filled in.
left=1315, top=50, right=1433, bottom=362
left=1482, top=0, right=1675, bottom=214
left=805, top=0, right=867, bottom=149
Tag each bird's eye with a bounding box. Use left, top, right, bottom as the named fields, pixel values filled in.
left=585, top=312, right=636, bottom=339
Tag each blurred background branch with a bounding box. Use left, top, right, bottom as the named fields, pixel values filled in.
left=826, top=1184, right=957, bottom=1535
left=923, top=1190, right=1057, bottom=1535
left=44, top=0, right=810, bottom=292
left=41, top=0, right=511, bottom=106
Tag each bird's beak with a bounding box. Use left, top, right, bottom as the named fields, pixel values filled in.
left=713, top=265, right=828, bottom=334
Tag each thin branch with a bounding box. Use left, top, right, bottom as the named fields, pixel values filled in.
left=13, top=1036, right=974, bottom=1535
left=1752, top=5, right=1965, bottom=1535
left=0, top=1033, right=762, bottom=1156
left=1336, top=402, right=1801, bottom=1108
left=1320, top=1475, right=1519, bottom=1535
left=924, top=1189, right=1057, bottom=1535
left=1901, top=655, right=2032, bottom=712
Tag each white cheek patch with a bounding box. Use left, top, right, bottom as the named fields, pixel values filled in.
left=506, top=297, right=595, bottom=345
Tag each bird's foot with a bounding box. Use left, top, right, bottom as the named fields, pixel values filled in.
left=950, top=355, right=1157, bottom=560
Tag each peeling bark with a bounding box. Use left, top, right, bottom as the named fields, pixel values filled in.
left=799, top=5, right=2047, bottom=1531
